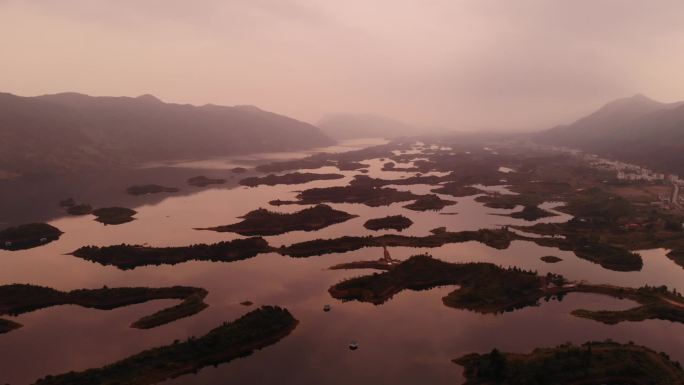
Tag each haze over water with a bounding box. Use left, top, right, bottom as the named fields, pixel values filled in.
left=2, top=141, right=684, bottom=384
left=2, top=2, right=684, bottom=384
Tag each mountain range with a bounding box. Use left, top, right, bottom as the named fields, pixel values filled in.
left=0, top=92, right=334, bottom=177
left=537, top=94, right=684, bottom=175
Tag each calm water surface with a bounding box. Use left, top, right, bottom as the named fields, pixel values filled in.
left=1, top=139, right=684, bottom=385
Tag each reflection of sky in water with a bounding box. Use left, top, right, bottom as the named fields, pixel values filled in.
left=142, top=138, right=389, bottom=170
left=2, top=143, right=684, bottom=385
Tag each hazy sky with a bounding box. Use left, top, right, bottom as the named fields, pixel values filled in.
left=1, top=0, right=683, bottom=131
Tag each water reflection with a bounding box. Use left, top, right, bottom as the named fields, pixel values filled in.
left=1, top=139, right=684, bottom=385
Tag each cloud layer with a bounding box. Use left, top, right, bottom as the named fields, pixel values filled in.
left=1, top=0, right=683, bottom=130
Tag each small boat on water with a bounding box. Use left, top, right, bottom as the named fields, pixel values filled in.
left=323, top=304, right=332, bottom=312
left=348, top=341, right=359, bottom=350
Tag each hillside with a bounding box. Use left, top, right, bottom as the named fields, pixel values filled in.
left=317, top=113, right=417, bottom=139
left=0, top=92, right=334, bottom=177
left=537, top=94, right=684, bottom=174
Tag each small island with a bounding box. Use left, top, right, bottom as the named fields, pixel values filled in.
left=336, top=161, right=369, bottom=171
left=239, top=172, right=344, bottom=187
left=277, top=184, right=422, bottom=207
left=668, top=249, right=684, bottom=268
left=531, top=235, right=643, bottom=272
left=506, top=205, right=557, bottom=221
left=476, top=193, right=542, bottom=210
left=58, top=198, right=76, bottom=208
left=454, top=341, right=684, bottom=385
left=329, top=255, right=554, bottom=313
left=540, top=255, right=563, bottom=263
left=0, top=284, right=208, bottom=333
left=431, top=183, right=483, bottom=197
left=67, top=203, right=93, bottom=215
left=198, top=204, right=357, bottom=236
left=363, top=215, right=413, bottom=231
left=0, top=318, right=21, bottom=334
left=279, top=227, right=520, bottom=257
left=72, top=237, right=272, bottom=269
left=0, top=223, right=63, bottom=251
left=403, top=194, right=456, bottom=211
left=34, top=306, right=299, bottom=385
left=126, top=184, right=180, bottom=196
left=329, top=255, right=684, bottom=324
left=92, top=207, right=137, bottom=225
left=570, top=284, right=684, bottom=325
left=187, top=175, right=227, bottom=187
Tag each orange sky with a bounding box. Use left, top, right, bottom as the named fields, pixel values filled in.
left=1, top=0, right=683, bottom=131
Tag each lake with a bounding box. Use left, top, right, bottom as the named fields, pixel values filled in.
left=2, top=138, right=684, bottom=385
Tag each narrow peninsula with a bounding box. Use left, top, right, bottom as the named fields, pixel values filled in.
left=34, top=306, right=299, bottom=385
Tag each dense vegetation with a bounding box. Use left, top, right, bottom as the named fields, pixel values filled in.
left=239, top=172, right=344, bottom=187
left=0, top=318, right=21, bottom=334
left=0, top=223, right=63, bottom=250
left=92, top=207, right=137, bottom=225
left=72, top=237, right=271, bottom=269
left=272, top=183, right=422, bottom=207
left=403, top=194, right=456, bottom=211
left=0, top=284, right=208, bottom=333
left=200, top=204, right=356, bottom=235
left=328, top=255, right=684, bottom=323
left=329, top=255, right=554, bottom=313
left=187, top=175, right=226, bottom=187
left=34, top=306, right=298, bottom=385
left=455, top=340, right=684, bottom=385
left=363, top=215, right=414, bottom=231
left=571, top=284, right=684, bottom=324
left=279, top=228, right=521, bottom=257
left=431, top=182, right=483, bottom=197
left=66, top=203, right=93, bottom=215
left=507, top=205, right=557, bottom=221
left=540, top=255, right=562, bottom=263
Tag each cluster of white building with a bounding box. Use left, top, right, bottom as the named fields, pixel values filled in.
left=588, top=156, right=666, bottom=182
left=549, top=146, right=684, bottom=209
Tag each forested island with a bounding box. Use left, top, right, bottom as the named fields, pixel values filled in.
left=454, top=341, right=684, bottom=385
left=199, top=204, right=356, bottom=236
left=329, top=255, right=684, bottom=323
left=363, top=215, right=414, bottom=231
left=71, top=237, right=271, bottom=269
left=540, top=255, right=562, bottom=263
left=187, top=175, right=227, bottom=187
left=67, top=203, right=93, bottom=215
left=0, top=284, right=208, bottom=333
left=271, top=184, right=422, bottom=207
left=403, top=194, right=456, bottom=211
left=92, top=207, right=137, bottom=225
left=329, top=255, right=557, bottom=313
left=34, top=306, right=299, bottom=385
left=0, top=223, right=63, bottom=250
left=279, top=228, right=521, bottom=257
left=239, top=172, right=344, bottom=187
left=505, top=205, right=557, bottom=221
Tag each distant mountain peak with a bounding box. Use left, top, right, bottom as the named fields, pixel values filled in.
left=0, top=91, right=334, bottom=177
left=603, top=93, right=660, bottom=108
left=536, top=93, right=684, bottom=175
left=136, top=94, right=162, bottom=103
left=233, top=105, right=263, bottom=112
